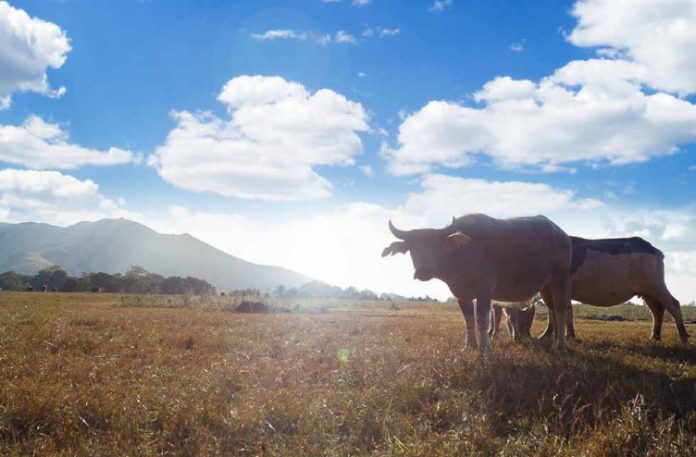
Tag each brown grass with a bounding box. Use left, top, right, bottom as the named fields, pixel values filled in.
left=0, top=292, right=694, bottom=456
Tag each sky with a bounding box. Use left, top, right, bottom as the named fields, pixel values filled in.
left=1, top=0, right=696, bottom=301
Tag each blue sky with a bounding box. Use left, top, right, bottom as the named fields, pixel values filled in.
left=1, top=0, right=696, bottom=300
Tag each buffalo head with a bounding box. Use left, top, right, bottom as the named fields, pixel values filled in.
left=381, top=218, right=470, bottom=281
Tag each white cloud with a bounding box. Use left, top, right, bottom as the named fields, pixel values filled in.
left=380, top=27, right=399, bottom=38
left=150, top=75, right=369, bottom=201
left=0, top=169, right=135, bottom=225
left=473, top=76, right=536, bottom=102
left=568, top=0, right=696, bottom=95
left=251, top=26, right=398, bottom=45
left=0, top=116, right=137, bottom=169
left=429, top=0, right=453, bottom=12
left=316, top=34, right=332, bottom=46
left=399, top=174, right=601, bottom=224
left=386, top=59, right=696, bottom=174
left=387, top=0, right=696, bottom=174
left=360, top=165, right=373, bottom=177
left=509, top=42, right=524, bottom=52
left=362, top=27, right=400, bottom=38
left=335, top=30, right=357, bottom=44
left=250, top=29, right=307, bottom=41
left=0, top=1, right=70, bottom=109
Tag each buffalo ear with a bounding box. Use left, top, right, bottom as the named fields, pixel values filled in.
left=442, top=232, right=471, bottom=250
left=381, top=241, right=409, bottom=257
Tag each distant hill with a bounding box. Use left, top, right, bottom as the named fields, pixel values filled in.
left=0, top=218, right=311, bottom=291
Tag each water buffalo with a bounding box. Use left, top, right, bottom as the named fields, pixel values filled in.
left=490, top=296, right=540, bottom=340
left=493, top=236, right=689, bottom=344
left=382, top=214, right=573, bottom=350
left=541, top=236, right=689, bottom=344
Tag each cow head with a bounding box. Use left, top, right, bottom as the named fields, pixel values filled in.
left=381, top=219, right=471, bottom=281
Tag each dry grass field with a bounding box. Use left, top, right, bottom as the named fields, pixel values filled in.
left=1, top=292, right=695, bottom=456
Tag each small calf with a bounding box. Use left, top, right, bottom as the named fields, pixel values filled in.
left=489, top=296, right=540, bottom=340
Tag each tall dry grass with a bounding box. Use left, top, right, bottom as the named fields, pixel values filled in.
left=0, top=292, right=694, bottom=456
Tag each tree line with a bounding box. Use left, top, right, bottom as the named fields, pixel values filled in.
left=0, top=266, right=216, bottom=295
left=268, top=280, right=437, bottom=302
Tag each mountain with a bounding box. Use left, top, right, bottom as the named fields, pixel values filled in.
left=0, top=218, right=311, bottom=291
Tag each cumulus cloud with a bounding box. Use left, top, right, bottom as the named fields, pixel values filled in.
left=150, top=75, right=369, bottom=201
left=0, top=1, right=71, bottom=108
left=568, top=0, right=696, bottom=95
left=0, top=116, right=137, bottom=169
left=386, top=0, right=696, bottom=174
left=386, top=62, right=696, bottom=174
left=0, top=169, right=136, bottom=225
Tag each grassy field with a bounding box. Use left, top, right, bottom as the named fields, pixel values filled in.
left=0, top=293, right=695, bottom=456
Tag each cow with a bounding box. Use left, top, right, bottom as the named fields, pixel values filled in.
left=490, top=296, right=540, bottom=340
left=491, top=236, right=689, bottom=344
left=540, top=236, right=689, bottom=344
left=382, top=214, right=573, bottom=351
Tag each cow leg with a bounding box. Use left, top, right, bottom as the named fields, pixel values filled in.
left=489, top=305, right=503, bottom=338
left=506, top=309, right=515, bottom=338
left=548, top=274, right=571, bottom=351
left=566, top=303, right=576, bottom=339
left=538, top=286, right=554, bottom=340
left=476, top=295, right=492, bottom=350
left=651, top=288, right=689, bottom=344
left=667, top=296, right=689, bottom=345
left=509, top=308, right=521, bottom=341
left=458, top=300, right=478, bottom=349
left=524, top=305, right=537, bottom=338
left=643, top=296, right=665, bottom=341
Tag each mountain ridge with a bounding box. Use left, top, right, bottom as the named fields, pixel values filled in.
left=0, top=218, right=311, bottom=291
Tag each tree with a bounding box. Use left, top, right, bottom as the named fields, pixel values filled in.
left=160, top=276, right=188, bottom=295
left=0, top=271, right=28, bottom=291
left=61, top=278, right=79, bottom=292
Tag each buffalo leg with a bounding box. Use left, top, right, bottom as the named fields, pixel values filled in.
left=539, top=286, right=554, bottom=340
left=506, top=309, right=515, bottom=338
left=548, top=274, right=570, bottom=351
left=651, top=287, right=689, bottom=344
left=566, top=304, right=576, bottom=338
left=476, top=295, right=492, bottom=350
left=458, top=300, right=478, bottom=349
left=643, top=296, right=665, bottom=341
left=489, top=305, right=503, bottom=338
left=508, top=308, right=521, bottom=341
